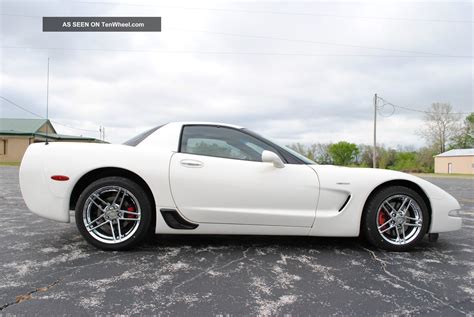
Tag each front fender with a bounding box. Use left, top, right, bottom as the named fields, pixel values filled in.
left=308, top=165, right=462, bottom=236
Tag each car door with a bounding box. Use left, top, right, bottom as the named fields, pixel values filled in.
left=169, top=125, right=320, bottom=228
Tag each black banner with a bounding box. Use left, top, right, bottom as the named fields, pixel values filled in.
left=43, top=17, right=161, bottom=32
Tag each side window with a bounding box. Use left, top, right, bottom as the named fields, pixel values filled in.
left=186, top=138, right=248, bottom=160
left=180, top=126, right=281, bottom=162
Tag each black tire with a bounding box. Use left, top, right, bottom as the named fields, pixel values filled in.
left=361, top=186, right=430, bottom=251
left=75, top=176, right=153, bottom=251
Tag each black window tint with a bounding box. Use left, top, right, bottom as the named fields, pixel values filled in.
left=123, top=125, right=163, bottom=146
left=180, top=126, right=280, bottom=162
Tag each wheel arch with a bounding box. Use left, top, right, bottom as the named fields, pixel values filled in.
left=69, top=167, right=156, bottom=217
left=360, top=179, right=432, bottom=233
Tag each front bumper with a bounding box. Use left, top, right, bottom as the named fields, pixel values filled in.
left=429, top=194, right=462, bottom=233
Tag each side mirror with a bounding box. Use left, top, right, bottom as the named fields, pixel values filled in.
left=262, top=150, right=285, bottom=168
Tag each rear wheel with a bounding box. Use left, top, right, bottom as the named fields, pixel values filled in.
left=75, top=176, right=152, bottom=251
left=362, top=186, right=429, bottom=251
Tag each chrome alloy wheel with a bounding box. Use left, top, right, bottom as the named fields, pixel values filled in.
left=82, top=186, right=141, bottom=244
left=376, top=194, right=423, bottom=246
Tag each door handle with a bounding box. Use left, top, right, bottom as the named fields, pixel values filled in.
left=180, top=159, right=204, bottom=168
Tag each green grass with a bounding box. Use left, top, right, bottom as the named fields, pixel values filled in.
left=0, top=162, right=21, bottom=166
left=411, top=172, right=474, bottom=179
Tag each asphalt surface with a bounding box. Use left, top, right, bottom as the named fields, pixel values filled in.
left=0, top=166, right=473, bottom=316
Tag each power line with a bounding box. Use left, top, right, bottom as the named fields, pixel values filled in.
left=376, top=96, right=471, bottom=115
left=0, top=96, right=43, bottom=118
left=1, top=46, right=472, bottom=58
left=74, top=1, right=473, bottom=24
left=0, top=95, right=99, bottom=133
left=168, top=27, right=449, bottom=57
left=0, top=13, right=466, bottom=57
left=50, top=121, right=99, bottom=133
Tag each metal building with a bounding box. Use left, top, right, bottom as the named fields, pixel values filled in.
left=434, top=149, right=474, bottom=175
left=0, top=118, right=102, bottom=163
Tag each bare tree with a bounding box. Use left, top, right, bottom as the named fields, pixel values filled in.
left=288, top=143, right=306, bottom=156
left=287, top=142, right=332, bottom=163
left=312, top=143, right=332, bottom=164
left=419, top=103, right=462, bottom=153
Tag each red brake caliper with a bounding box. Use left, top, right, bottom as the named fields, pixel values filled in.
left=127, top=206, right=136, bottom=218
left=378, top=208, right=387, bottom=226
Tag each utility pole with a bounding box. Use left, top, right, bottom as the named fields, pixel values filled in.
left=373, top=93, right=377, bottom=168
left=45, top=57, right=50, bottom=145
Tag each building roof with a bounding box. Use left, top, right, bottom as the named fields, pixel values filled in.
left=0, top=118, right=52, bottom=134
left=34, top=132, right=103, bottom=142
left=0, top=118, right=104, bottom=142
left=435, top=149, right=474, bottom=157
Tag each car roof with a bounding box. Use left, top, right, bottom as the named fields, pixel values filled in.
left=171, top=121, right=244, bottom=129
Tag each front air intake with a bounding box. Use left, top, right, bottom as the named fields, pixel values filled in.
left=160, top=209, right=199, bottom=229
left=338, top=195, right=351, bottom=212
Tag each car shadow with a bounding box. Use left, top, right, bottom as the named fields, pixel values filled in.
left=140, top=233, right=436, bottom=253
left=144, top=234, right=362, bottom=250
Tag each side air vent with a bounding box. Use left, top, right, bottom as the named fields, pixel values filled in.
left=338, top=195, right=351, bottom=212
left=160, top=209, right=199, bottom=230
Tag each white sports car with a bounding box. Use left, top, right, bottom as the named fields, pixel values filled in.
left=19, top=122, right=462, bottom=251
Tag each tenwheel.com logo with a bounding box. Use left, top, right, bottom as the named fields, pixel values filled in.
left=43, top=17, right=161, bottom=32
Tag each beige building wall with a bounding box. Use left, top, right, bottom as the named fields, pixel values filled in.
left=37, top=122, right=56, bottom=134
left=434, top=156, right=474, bottom=174
left=0, top=137, right=33, bottom=163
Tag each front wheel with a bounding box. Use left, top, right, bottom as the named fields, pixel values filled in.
left=75, top=176, right=153, bottom=251
left=362, top=186, right=430, bottom=251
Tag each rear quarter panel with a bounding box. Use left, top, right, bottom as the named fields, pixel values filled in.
left=20, top=142, right=173, bottom=223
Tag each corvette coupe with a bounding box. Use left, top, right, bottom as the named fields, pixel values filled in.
left=19, top=122, right=462, bottom=251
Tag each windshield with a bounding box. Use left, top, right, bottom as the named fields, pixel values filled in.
left=123, top=125, right=163, bottom=146
left=280, top=145, right=317, bottom=164
left=242, top=128, right=316, bottom=164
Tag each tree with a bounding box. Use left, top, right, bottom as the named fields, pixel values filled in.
left=378, top=147, right=397, bottom=169
left=450, top=113, right=474, bottom=149
left=415, top=146, right=437, bottom=173
left=328, top=141, right=359, bottom=166
left=392, top=151, right=418, bottom=172
left=419, top=103, right=462, bottom=153
left=358, top=144, right=396, bottom=168
left=358, top=144, right=373, bottom=167
left=312, top=143, right=332, bottom=164
left=288, top=142, right=332, bottom=163
left=288, top=143, right=308, bottom=157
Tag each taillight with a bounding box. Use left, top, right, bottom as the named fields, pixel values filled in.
left=51, top=175, right=70, bottom=181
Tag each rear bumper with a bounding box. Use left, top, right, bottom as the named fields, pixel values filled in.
left=19, top=145, right=71, bottom=223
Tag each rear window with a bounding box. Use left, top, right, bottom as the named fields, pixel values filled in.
left=123, top=125, right=163, bottom=146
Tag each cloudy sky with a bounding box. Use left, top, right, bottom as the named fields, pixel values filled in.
left=0, top=0, right=472, bottom=147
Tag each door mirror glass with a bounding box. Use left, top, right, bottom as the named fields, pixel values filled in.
left=262, top=150, right=285, bottom=168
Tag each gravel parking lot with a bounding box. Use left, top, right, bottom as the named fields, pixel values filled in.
left=0, top=166, right=473, bottom=315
